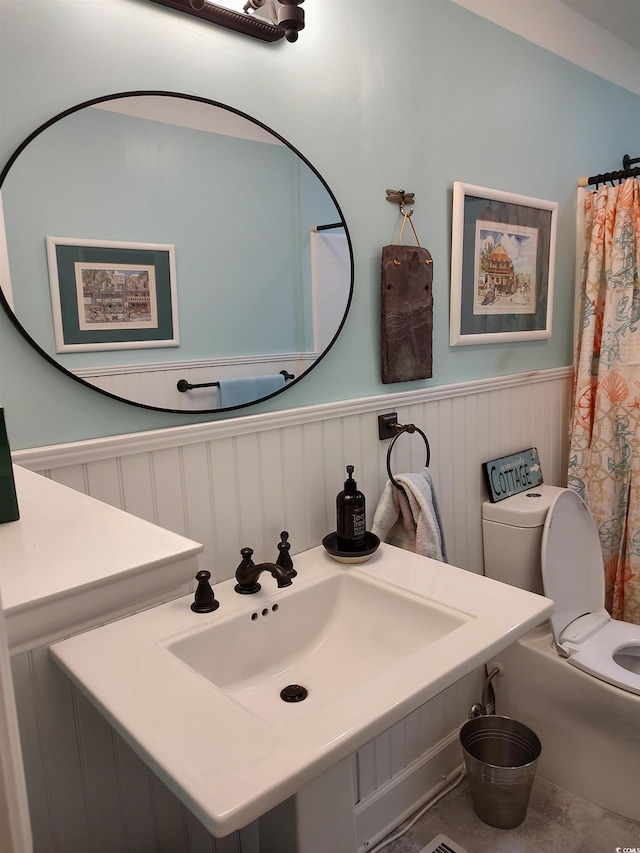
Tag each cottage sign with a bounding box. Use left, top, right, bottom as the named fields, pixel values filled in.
left=483, top=448, right=543, bottom=502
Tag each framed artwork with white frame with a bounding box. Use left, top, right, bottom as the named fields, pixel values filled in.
left=45, top=237, right=179, bottom=353
left=450, top=182, right=557, bottom=346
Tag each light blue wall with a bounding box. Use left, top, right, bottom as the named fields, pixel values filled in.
left=0, top=0, right=638, bottom=449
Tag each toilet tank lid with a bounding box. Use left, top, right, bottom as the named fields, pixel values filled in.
left=482, top=485, right=566, bottom=527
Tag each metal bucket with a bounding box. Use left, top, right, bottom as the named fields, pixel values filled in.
left=460, top=715, right=541, bottom=829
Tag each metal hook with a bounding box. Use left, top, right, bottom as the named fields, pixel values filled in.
left=386, top=188, right=415, bottom=218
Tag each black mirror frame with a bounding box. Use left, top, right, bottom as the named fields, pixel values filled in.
left=147, top=0, right=304, bottom=43
left=0, top=90, right=353, bottom=416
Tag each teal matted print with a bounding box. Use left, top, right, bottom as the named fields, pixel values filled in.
left=46, top=237, right=179, bottom=352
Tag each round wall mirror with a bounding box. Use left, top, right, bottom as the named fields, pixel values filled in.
left=0, top=91, right=353, bottom=413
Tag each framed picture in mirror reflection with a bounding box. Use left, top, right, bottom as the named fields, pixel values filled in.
left=45, top=237, right=179, bottom=352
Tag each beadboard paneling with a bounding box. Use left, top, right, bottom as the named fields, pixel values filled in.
left=15, top=367, right=573, bottom=579
left=10, top=368, right=572, bottom=851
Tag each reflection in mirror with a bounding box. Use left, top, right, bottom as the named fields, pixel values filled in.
left=0, top=92, right=353, bottom=413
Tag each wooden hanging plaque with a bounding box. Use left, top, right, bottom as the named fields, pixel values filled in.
left=381, top=244, right=433, bottom=383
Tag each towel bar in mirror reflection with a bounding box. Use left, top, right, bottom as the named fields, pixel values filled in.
left=0, top=91, right=353, bottom=414
left=177, top=369, right=294, bottom=393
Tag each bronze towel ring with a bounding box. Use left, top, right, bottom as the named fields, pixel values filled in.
left=386, top=423, right=431, bottom=490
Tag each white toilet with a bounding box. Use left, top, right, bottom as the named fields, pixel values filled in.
left=482, top=484, right=640, bottom=821
left=482, top=484, right=640, bottom=696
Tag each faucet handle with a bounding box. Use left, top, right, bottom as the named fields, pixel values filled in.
left=276, top=531, right=296, bottom=577
left=191, top=570, right=220, bottom=613
left=237, top=546, right=255, bottom=571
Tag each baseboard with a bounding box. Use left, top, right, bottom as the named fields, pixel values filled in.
left=355, top=729, right=464, bottom=852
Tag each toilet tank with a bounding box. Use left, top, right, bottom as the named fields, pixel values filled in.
left=482, top=485, right=565, bottom=594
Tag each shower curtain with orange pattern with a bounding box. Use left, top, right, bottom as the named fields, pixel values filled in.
left=568, top=177, right=640, bottom=625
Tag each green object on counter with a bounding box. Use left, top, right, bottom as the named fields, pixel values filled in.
left=0, top=409, right=19, bottom=523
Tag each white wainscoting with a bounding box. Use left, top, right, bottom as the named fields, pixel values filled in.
left=14, top=366, right=572, bottom=580
left=11, top=367, right=572, bottom=852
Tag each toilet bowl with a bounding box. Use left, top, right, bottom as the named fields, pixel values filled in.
left=482, top=485, right=640, bottom=695
left=482, top=485, right=640, bottom=821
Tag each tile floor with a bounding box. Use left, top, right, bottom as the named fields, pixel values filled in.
left=383, top=774, right=639, bottom=853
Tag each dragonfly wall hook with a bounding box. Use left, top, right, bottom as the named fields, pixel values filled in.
left=386, top=188, right=415, bottom=217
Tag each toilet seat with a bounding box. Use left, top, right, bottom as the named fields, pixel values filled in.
left=560, top=616, right=640, bottom=695
left=541, top=488, right=640, bottom=696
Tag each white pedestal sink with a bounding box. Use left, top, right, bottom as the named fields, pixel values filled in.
left=50, top=543, right=552, bottom=847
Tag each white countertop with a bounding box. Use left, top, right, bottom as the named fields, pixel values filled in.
left=51, top=543, right=553, bottom=836
left=1, top=466, right=203, bottom=652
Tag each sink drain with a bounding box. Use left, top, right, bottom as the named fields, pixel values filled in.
left=280, top=684, right=308, bottom=703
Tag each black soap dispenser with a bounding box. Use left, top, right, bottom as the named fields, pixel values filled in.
left=336, top=465, right=366, bottom=552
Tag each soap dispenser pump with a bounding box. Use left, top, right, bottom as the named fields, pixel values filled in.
left=336, top=465, right=366, bottom=552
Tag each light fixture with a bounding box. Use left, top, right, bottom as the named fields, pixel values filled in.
left=148, top=0, right=304, bottom=42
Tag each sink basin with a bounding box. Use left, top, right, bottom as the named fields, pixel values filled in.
left=50, top=543, right=553, bottom=837
left=165, top=571, right=465, bottom=727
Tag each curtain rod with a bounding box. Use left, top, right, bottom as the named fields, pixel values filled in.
left=578, top=154, right=640, bottom=187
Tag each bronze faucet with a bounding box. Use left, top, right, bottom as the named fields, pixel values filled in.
left=234, top=547, right=293, bottom=594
